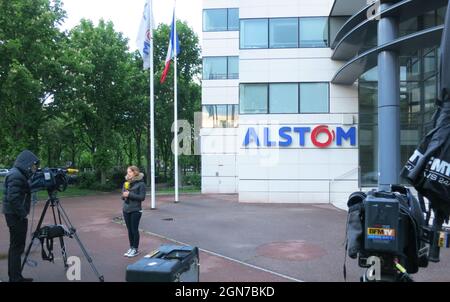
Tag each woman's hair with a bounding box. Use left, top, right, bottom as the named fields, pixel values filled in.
left=127, top=166, right=140, bottom=176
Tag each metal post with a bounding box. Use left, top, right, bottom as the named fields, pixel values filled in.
left=377, top=2, right=400, bottom=191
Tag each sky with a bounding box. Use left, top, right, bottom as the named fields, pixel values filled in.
left=60, top=0, right=203, bottom=51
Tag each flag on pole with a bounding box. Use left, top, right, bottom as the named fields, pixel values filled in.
left=136, top=0, right=154, bottom=70
left=160, top=11, right=181, bottom=84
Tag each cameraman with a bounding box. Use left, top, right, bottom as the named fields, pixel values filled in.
left=2, top=150, right=39, bottom=282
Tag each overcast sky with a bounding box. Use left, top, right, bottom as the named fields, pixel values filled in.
left=60, top=0, right=203, bottom=51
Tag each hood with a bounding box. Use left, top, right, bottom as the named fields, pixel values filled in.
left=14, top=150, right=39, bottom=178
left=126, top=172, right=145, bottom=183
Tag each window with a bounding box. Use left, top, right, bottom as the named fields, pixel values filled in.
left=240, top=82, right=329, bottom=114
left=240, top=19, right=269, bottom=49
left=300, top=83, right=329, bottom=113
left=203, top=8, right=239, bottom=32
left=269, top=18, right=298, bottom=48
left=203, top=57, right=239, bottom=80
left=203, top=105, right=238, bottom=128
left=227, top=57, right=239, bottom=79
left=203, top=9, right=227, bottom=31
left=269, top=83, right=299, bottom=113
left=228, top=8, right=239, bottom=31
left=299, top=17, right=328, bottom=48
left=203, top=57, right=227, bottom=80
left=240, top=84, right=268, bottom=114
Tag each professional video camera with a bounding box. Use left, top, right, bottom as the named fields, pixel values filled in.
left=30, top=168, right=79, bottom=194
left=345, top=185, right=450, bottom=282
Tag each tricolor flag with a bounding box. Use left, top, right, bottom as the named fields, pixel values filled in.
left=136, top=0, right=154, bottom=70
left=160, top=11, right=181, bottom=84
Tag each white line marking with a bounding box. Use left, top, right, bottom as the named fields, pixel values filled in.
left=139, top=228, right=304, bottom=282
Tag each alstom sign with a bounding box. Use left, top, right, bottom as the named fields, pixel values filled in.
left=243, top=125, right=357, bottom=148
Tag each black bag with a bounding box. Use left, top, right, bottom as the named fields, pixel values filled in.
left=36, top=225, right=71, bottom=262
left=401, top=105, right=450, bottom=216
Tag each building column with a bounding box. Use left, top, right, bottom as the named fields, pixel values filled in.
left=377, top=2, right=400, bottom=191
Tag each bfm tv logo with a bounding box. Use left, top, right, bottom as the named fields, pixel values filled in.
left=243, top=125, right=357, bottom=148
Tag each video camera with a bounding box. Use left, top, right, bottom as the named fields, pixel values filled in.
left=346, top=185, right=450, bottom=282
left=30, top=168, right=79, bottom=194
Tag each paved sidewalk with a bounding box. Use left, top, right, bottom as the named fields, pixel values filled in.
left=0, top=193, right=449, bottom=282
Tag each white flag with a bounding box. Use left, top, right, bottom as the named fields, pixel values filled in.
left=136, top=0, right=154, bottom=70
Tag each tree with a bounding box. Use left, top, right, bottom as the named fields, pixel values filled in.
left=0, top=0, right=66, bottom=163
left=56, top=19, right=131, bottom=184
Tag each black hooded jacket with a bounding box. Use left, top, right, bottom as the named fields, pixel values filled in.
left=2, top=150, right=39, bottom=218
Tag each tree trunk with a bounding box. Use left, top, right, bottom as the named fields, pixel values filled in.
left=101, top=170, right=106, bottom=185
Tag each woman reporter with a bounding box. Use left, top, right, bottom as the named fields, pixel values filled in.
left=122, top=166, right=146, bottom=258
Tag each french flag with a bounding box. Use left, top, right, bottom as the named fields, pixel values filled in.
left=160, top=11, right=181, bottom=84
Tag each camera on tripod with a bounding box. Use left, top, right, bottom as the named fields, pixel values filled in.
left=30, top=167, right=78, bottom=194
left=346, top=185, right=450, bottom=282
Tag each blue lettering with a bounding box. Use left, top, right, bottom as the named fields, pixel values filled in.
left=243, top=127, right=260, bottom=146
left=279, top=127, right=292, bottom=147
left=293, top=127, right=311, bottom=146
left=336, top=127, right=356, bottom=146
left=264, top=128, right=276, bottom=147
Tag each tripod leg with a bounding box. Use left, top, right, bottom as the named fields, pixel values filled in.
left=55, top=201, right=104, bottom=282
left=22, top=199, right=51, bottom=271
left=51, top=204, right=69, bottom=268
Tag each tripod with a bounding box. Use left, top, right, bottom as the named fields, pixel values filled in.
left=21, top=191, right=104, bottom=282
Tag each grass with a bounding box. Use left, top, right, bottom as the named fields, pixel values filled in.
left=155, top=187, right=201, bottom=195
left=35, top=187, right=108, bottom=200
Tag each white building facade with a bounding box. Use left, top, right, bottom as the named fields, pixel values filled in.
left=200, top=0, right=445, bottom=208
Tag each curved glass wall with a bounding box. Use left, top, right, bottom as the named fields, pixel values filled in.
left=359, top=48, right=439, bottom=186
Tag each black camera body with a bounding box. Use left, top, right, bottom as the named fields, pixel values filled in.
left=346, top=186, right=434, bottom=281
left=30, top=168, right=69, bottom=193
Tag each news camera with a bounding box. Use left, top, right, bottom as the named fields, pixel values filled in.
left=346, top=185, right=450, bottom=282
left=30, top=168, right=78, bottom=194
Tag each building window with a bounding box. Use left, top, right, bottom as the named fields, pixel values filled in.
left=299, top=17, right=328, bottom=48
left=240, top=84, right=268, bottom=114
left=240, top=82, right=329, bottom=114
left=227, top=56, right=239, bottom=79
left=240, top=17, right=330, bottom=49
left=269, top=83, right=299, bottom=113
left=240, top=19, right=269, bottom=49
left=228, top=8, right=239, bottom=31
left=269, top=18, right=299, bottom=48
left=300, top=83, right=329, bottom=113
left=203, top=8, right=239, bottom=32
left=203, top=105, right=238, bottom=128
left=203, top=57, right=239, bottom=80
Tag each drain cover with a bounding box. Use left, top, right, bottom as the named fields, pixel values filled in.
left=256, top=240, right=326, bottom=261
left=162, top=218, right=174, bottom=221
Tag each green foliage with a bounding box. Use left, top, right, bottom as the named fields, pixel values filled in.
left=0, top=2, right=202, bottom=189
left=184, top=173, right=201, bottom=188
left=77, top=171, right=97, bottom=189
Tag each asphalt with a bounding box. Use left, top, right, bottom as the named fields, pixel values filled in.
left=0, top=193, right=449, bottom=282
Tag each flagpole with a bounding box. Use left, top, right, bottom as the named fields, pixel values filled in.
left=149, top=0, right=156, bottom=209
left=173, top=0, right=179, bottom=203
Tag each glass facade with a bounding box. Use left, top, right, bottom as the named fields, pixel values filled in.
left=241, top=17, right=329, bottom=49
left=203, top=8, right=239, bottom=32
left=269, top=18, right=299, bottom=48
left=240, top=19, right=269, bottom=49
left=203, top=57, right=239, bottom=80
left=359, top=48, right=439, bottom=186
left=299, top=17, right=329, bottom=48
left=203, top=105, right=239, bottom=128
left=240, top=83, right=329, bottom=114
